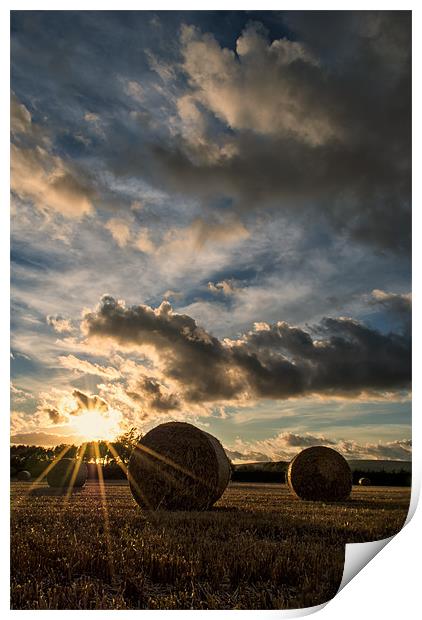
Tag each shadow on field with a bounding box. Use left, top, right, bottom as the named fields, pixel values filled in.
left=28, top=487, right=85, bottom=497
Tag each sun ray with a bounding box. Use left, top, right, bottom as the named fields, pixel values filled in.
left=64, top=442, right=87, bottom=501
left=55, top=456, right=83, bottom=525
left=134, top=442, right=215, bottom=489
left=94, top=441, right=115, bottom=582
left=106, top=441, right=155, bottom=511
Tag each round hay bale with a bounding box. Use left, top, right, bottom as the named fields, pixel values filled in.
left=359, top=477, right=371, bottom=486
left=287, top=446, right=352, bottom=502
left=128, top=422, right=231, bottom=511
left=47, top=458, right=88, bottom=488
left=17, top=470, right=31, bottom=481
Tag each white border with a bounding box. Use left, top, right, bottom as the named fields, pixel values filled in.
left=2, top=2, right=419, bottom=618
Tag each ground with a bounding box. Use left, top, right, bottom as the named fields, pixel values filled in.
left=11, top=481, right=410, bottom=610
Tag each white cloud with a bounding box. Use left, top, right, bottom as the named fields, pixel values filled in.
left=227, top=432, right=412, bottom=463
left=11, top=144, right=94, bottom=218
left=180, top=22, right=339, bottom=146
left=47, top=315, right=74, bottom=334
left=57, top=354, right=121, bottom=380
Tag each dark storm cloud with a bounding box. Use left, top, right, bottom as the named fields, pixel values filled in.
left=370, top=289, right=411, bottom=333
left=82, top=296, right=411, bottom=404
left=71, top=389, right=109, bottom=415
left=127, top=376, right=181, bottom=411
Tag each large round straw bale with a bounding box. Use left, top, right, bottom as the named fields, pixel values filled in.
left=17, top=470, right=31, bottom=481
left=359, top=477, right=371, bottom=486
left=128, top=422, right=231, bottom=511
left=47, top=458, right=88, bottom=488
left=287, top=446, right=352, bottom=501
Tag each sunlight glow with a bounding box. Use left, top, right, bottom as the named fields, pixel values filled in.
left=70, top=408, right=121, bottom=441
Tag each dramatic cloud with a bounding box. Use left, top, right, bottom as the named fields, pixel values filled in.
left=47, top=315, right=74, bottom=334
left=370, top=289, right=411, bottom=335
left=128, top=15, right=410, bottom=253
left=44, top=406, right=67, bottom=425
left=11, top=96, right=95, bottom=219
left=71, top=389, right=109, bottom=415
left=371, top=289, right=411, bottom=315
left=10, top=12, right=411, bottom=454
left=180, top=22, right=334, bottom=145
left=127, top=376, right=181, bottom=411
left=159, top=216, right=249, bottom=253
left=11, top=144, right=94, bottom=219
left=337, top=438, right=412, bottom=461
left=58, top=355, right=121, bottom=380
left=11, top=383, right=33, bottom=404
left=208, top=280, right=238, bottom=295
left=225, top=449, right=269, bottom=463
left=82, top=296, right=411, bottom=405
left=227, top=432, right=412, bottom=462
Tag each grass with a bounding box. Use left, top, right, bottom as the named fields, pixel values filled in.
left=11, top=481, right=410, bottom=610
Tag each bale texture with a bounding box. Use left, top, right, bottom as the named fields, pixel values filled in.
left=359, top=477, right=371, bottom=486
left=128, top=422, right=231, bottom=511
left=17, top=470, right=31, bottom=481
left=287, top=446, right=352, bottom=501
left=47, top=458, right=88, bottom=488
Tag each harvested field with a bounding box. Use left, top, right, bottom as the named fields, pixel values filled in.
left=11, top=481, right=410, bottom=610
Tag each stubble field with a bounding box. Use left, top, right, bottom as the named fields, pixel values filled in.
left=11, top=481, right=410, bottom=610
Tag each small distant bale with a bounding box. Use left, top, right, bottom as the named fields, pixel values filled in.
left=17, top=470, right=31, bottom=481
left=287, top=446, right=352, bottom=502
left=47, top=458, right=88, bottom=488
left=359, top=477, right=371, bottom=486
left=128, top=422, right=231, bottom=511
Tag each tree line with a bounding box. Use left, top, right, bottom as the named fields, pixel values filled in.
left=10, top=428, right=140, bottom=479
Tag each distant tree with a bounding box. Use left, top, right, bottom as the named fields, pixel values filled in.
left=110, top=428, right=141, bottom=465
left=52, top=443, right=78, bottom=458
left=97, top=440, right=110, bottom=465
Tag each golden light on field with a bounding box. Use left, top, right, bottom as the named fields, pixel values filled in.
left=70, top=408, right=121, bottom=442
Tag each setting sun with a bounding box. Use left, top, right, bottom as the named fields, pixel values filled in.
left=70, top=408, right=121, bottom=442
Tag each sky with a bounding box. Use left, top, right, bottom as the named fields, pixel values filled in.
left=10, top=10, right=411, bottom=462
